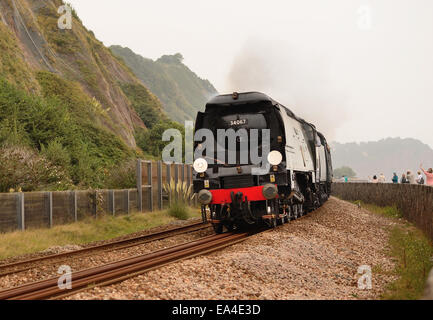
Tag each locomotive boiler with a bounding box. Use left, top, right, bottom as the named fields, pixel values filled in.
left=192, top=92, right=333, bottom=234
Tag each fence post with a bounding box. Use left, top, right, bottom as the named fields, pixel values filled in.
left=157, top=161, right=163, bottom=210
left=93, top=190, right=98, bottom=218
left=147, top=162, right=153, bottom=212
left=193, top=165, right=198, bottom=207
left=187, top=164, right=191, bottom=186
left=174, top=164, right=179, bottom=183
left=47, top=192, right=53, bottom=228
left=110, top=190, right=115, bottom=216
left=167, top=164, right=172, bottom=205
left=136, top=159, right=143, bottom=213
left=73, top=191, right=78, bottom=222
left=124, top=189, right=129, bottom=214
left=16, top=193, right=25, bottom=231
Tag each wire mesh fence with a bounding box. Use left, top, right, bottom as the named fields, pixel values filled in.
left=0, top=160, right=193, bottom=233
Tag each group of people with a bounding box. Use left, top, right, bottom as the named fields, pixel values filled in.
left=369, top=173, right=386, bottom=183
left=371, top=164, right=433, bottom=186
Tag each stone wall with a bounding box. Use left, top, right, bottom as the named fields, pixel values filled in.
left=332, top=183, right=433, bottom=242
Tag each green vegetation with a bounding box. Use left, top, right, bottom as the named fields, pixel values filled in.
left=0, top=1, right=203, bottom=192
left=384, top=225, right=433, bottom=299
left=135, top=120, right=185, bottom=159
left=0, top=23, right=38, bottom=91
left=0, top=72, right=183, bottom=191
left=356, top=201, right=433, bottom=300
left=167, top=203, right=190, bottom=220
left=334, top=166, right=357, bottom=179
left=0, top=75, right=133, bottom=191
left=353, top=201, right=402, bottom=219
left=104, top=159, right=137, bottom=190
left=0, top=144, right=72, bottom=192
left=119, top=82, right=165, bottom=129
left=163, top=179, right=196, bottom=220
left=110, top=46, right=218, bottom=123
left=36, top=3, right=81, bottom=54
left=0, top=209, right=201, bottom=260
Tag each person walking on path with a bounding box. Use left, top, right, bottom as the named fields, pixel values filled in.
left=401, top=173, right=408, bottom=184
left=420, top=164, right=433, bottom=186
left=392, top=173, right=399, bottom=184
left=379, top=173, right=386, bottom=183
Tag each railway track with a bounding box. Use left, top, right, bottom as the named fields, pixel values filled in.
left=0, top=221, right=211, bottom=277
left=0, top=231, right=254, bottom=300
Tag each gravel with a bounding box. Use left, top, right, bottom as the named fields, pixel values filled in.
left=66, top=197, right=400, bottom=300
left=0, top=219, right=213, bottom=289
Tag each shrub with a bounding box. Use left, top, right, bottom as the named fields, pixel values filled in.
left=119, top=83, right=164, bottom=129
left=40, top=138, right=71, bottom=169
left=163, top=179, right=195, bottom=220
left=104, top=159, right=137, bottom=189
left=0, top=145, right=73, bottom=192
left=136, top=120, right=185, bottom=158
left=0, top=76, right=134, bottom=190
left=167, top=202, right=190, bottom=220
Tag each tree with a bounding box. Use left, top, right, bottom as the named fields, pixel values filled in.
left=334, top=166, right=357, bottom=179
left=136, top=120, right=185, bottom=159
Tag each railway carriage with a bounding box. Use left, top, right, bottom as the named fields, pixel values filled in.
left=192, top=92, right=333, bottom=234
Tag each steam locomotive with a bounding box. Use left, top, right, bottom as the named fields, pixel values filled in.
left=192, top=92, right=333, bottom=234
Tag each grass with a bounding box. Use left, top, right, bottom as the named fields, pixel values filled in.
left=353, top=201, right=403, bottom=219
left=167, top=203, right=191, bottom=220
left=353, top=200, right=433, bottom=300
left=0, top=208, right=201, bottom=261
left=383, top=225, right=433, bottom=299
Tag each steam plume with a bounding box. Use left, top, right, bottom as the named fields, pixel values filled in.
left=225, top=38, right=348, bottom=140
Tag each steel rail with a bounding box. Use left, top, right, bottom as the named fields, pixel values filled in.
left=0, top=232, right=252, bottom=300
left=0, top=221, right=210, bottom=276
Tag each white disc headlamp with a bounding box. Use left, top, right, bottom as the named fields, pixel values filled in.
left=193, top=158, right=208, bottom=173
left=267, top=151, right=283, bottom=166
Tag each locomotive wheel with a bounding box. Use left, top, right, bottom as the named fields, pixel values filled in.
left=280, top=215, right=285, bottom=224
left=277, top=215, right=284, bottom=226
left=288, top=207, right=294, bottom=221
left=212, top=223, right=224, bottom=234
left=292, top=205, right=298, bottom=220
left=298, top=204, right=304, bottom=217
left=264, top=217, right=277, bottom=228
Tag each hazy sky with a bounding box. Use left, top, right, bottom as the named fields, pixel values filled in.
left=68, top=0, right=433, bottom=147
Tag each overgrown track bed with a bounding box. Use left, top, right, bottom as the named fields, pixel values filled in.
left=0, top=232, right=254, bottom=300
left=0, top=222, right=211, bottom=277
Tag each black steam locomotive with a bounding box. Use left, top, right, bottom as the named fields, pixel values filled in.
left=193, top=92, right=333, bottom=234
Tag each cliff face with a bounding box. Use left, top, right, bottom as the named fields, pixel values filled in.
left=110, top=46, right=218, bottom=123
left=0, top=0, right=165, bottom=147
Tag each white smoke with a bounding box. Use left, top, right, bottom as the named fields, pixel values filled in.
left=224, top=38, right=349, bottom=140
